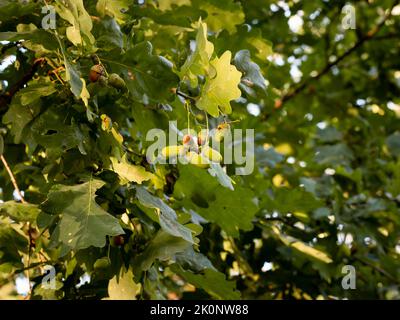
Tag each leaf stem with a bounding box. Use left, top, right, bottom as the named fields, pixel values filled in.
left=176, top=90, right=197, bottom=102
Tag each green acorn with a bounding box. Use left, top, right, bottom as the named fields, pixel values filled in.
left=108, top=73, right=126, bottom=90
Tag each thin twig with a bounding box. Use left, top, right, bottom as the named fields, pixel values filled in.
left=176, top=90, right=197, bottom=102
left=0, top=58, right=46, bottom=112
left=0, top=154, right=33, bottom=298
left=355, top=257, right=400, bottom=284
left=1, top=155, right=25, bottom=204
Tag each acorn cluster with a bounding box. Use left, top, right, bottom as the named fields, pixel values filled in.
left=161, top=127, right=228, bottom=168
left=89, top=64, right=126, bottom=90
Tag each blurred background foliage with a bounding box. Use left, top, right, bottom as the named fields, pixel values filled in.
left=0, top=0, right=400, bottom=300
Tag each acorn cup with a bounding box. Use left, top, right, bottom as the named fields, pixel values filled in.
left=161, top=145, right=186, bottom=158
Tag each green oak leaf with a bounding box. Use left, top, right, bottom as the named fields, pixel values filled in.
left=157, top=0, right=191, bottom=11
left=103, top=41, right=179, bottom=103
left=64, top=60, right=90, bottom=107
left=0, top=23, right=58, bottom=51
left=179, top=20, right=214, bottom=87
left=0, top=1, right=38, bottom=25
left=132, top=230, right=191, bottom=274
left=175, top=247, right=215, bottom=272
left=3, top=96, right=40, bottom=144
left=94, top=16, right=124, bottom=50
left=261, top=187, right=323, bottom=214
left=110, top=155, right=154, bottom=185
left=208, top=162, right=235, bottom=190
left=0, top=217, right=28, bottom=267
left=314, top=143, right=354, bottom=166
left=18, top=82, right=57, bottom=106
left=41, top=179, right=124, bottom=255
left=56, top=36, right=90, bottom=106
left=55, top=0, right=95, bottom=47
left=197, top=51, right=242, bottom=117
left=30, top=107, right=90, bottom=157
left=171, top=264, right=241, bottom=299
left=234, top=49, right=267, bottom=91
left=174, top=165, right=258, bottom=237
left=193, top=0, right=245, bottom=34
left=105, top=267, right=141, bottom=300
left=0, top=201, right=40, bottom=224
left=96, top=0, right=130, bottom=24
left=135, top=186, right=194, bottom=243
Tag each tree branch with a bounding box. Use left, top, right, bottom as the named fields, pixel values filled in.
left=0, top=154, right=33, bottom=298
left=279, top=1, right=399, bottom=107
left=0, top=57, right=46, bottom=113
left=0, top=155, right=25, bottom=204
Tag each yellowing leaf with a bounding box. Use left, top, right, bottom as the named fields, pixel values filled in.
left=150, top=167, right=166, bottom=190
left=197, top=51, right=242, bottom=117
left=80, top=78, right=90, bottom=107
left=56, top=0, right=95, bottom=47
left=96, top=0, right=130, bottom=24
left=272, top=226, right=332, bottom=264
left=199, top=0, right=245, bottom=34
left=111, top=155, right=154, bottom=185
left=105, top=267, right=141, bottom=300
left=66, top=25, right=81, bottom=46
left=111, top=127, right=124, bottom=145
left=179, top=21, right=214, bottom=87
left=290, top=242, right=333, bottom=264
left=157, top=0, right=190, bottom=11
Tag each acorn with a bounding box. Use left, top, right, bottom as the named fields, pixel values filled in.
left=111, top=235, right=125, bottom=247
left=186, top=151, right=210, bottom=168
left=89, top=64, right=105, bottom=82
left=161, top=145, right=186, bottom=158
left=98, top=75, right=108, bottom=86
left=201, top=146, right=222, bottom=163
left=108, top=73, right=126, bottom=90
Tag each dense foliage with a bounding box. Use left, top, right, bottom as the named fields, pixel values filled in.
left=1, top=0, right=400, bottom=300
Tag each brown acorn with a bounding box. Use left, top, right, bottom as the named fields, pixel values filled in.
left=89, top=64, right=105, bottom=82
left=112, top=235, right=125, bottom=247
left=183, top=134, right=191, bottom=144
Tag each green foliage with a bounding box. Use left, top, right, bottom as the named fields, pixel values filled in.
left=41, top=179, right=125, bottom=255
left=0, top=0, right=400, bottom=301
